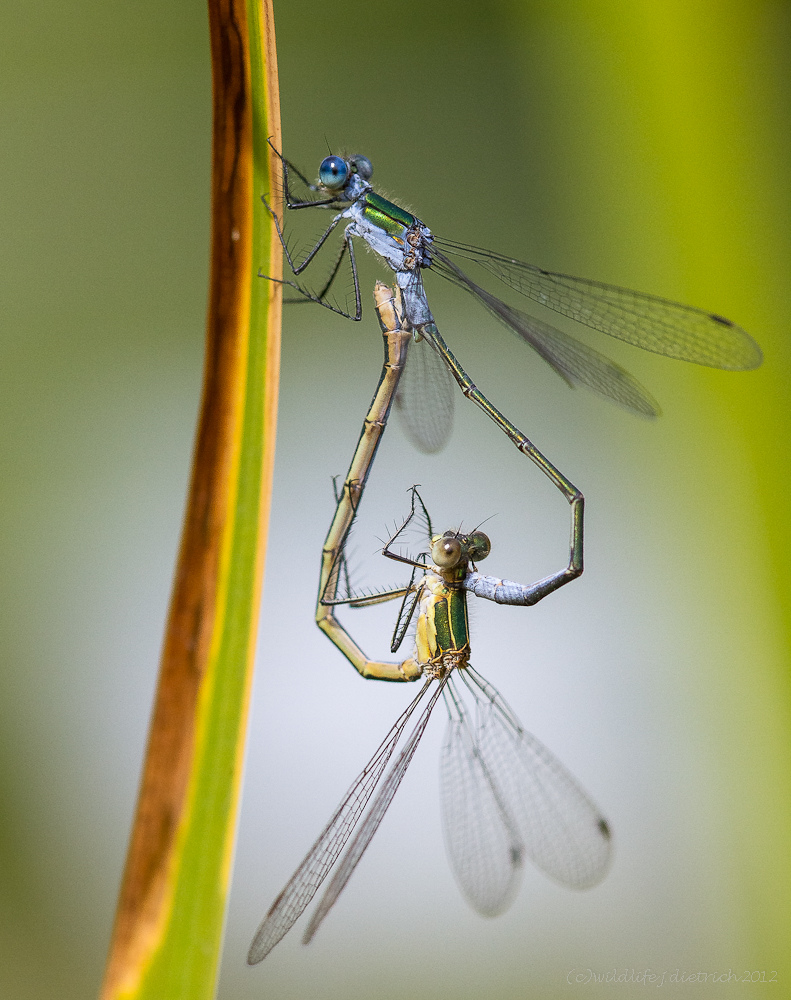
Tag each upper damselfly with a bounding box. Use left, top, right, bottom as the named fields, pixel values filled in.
left=262, top=143, right=761, bottom=454
left=248, top=486, right=610, bottom=964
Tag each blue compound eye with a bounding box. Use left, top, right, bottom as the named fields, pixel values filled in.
left=319, top=155, right=349, bottom=190
left=349, top=155, right=373, bottom=181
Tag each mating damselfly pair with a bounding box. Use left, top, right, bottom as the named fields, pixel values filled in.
left=247, top=145, right=760, bottom=963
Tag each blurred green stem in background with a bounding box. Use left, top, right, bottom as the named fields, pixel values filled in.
left=511, top=0, right=791, bottom=973
left=99, top=0, right=281, bottom=996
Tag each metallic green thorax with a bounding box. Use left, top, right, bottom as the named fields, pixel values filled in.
left=362, top=192, right=416, bottom=238
left=432, top=587, right=470, bottom=655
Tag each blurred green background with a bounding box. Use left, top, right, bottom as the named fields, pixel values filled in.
left=1, top=0, right=789, bottom=997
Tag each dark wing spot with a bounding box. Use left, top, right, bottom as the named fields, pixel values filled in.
left=709, top=313, right=734, bottom=327
left=598, top=818, right=611, bottom=840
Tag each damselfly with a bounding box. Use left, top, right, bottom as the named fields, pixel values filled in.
left=262, top=143, right=761, bottom=454
left=248, top=486, right=610, bottom=964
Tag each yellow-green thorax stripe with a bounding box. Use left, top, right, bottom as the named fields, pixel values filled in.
left=362, top=192, right=415, bottom=239
left=429, top=587, right=470, bottom=656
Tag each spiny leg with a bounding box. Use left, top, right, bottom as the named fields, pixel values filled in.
left=267, top=137, right=339, bottom=209
left=263, top=274, right=363, bottom=321
left=262, top=200, right=342, bottom=274
left=260, top=230, right=363, bottom=321
left=389, top=566, right=422, bottom=655
left=315, top=235, right=359, bottom=308
left=381, top=485, right=434, bottom=571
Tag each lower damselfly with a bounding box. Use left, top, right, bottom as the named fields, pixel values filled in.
left=262, top=142, right=761, bottom=454
left=248, top=486, right=610, bottom=964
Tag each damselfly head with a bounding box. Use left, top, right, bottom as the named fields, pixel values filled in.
left=430, top=530, right=491, bottom=570
left=318, top=154, right=373, bottom=193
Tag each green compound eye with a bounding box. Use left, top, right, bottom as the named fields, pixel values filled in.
left=319, top=155, right=349, bottom=190
left=431, top=534, right=463, bottom=568
left=467, top=531, right=491, bottom=562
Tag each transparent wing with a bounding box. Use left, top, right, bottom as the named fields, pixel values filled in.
left=247, top=678, right=434, bottom=964
left=434, top=241, right=761, bottom=370
left=302, top=677, right=448, bottom=944
left=430, top=251, right=658, bottom=416
left=439, top=274, right=661, bottom=417
left=395, top=334, right=456, bottom=453
left=440, top=683, right=524, bottom=916
left=459, top=667, right=611, bottom=890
